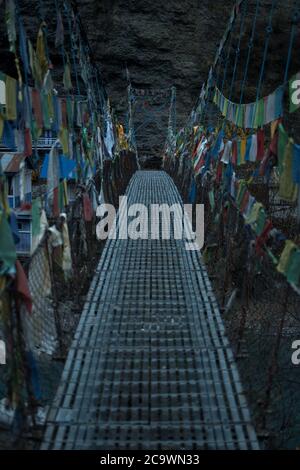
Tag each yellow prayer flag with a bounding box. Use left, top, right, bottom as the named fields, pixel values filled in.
left=59, top=127, right=69, bottom=155
left=5, top=76, right=17, bottom=121
left=36, top=23, right=49, bottom=78
left=240, top=137, right=247, bottom=164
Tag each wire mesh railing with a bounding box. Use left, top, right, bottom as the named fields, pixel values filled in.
left=0, top=151, right=138, bottom=449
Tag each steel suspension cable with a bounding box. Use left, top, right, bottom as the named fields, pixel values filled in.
left=238, top=0, right=261, bottom=106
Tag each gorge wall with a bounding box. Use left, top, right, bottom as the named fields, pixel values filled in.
left=1, top=0, right=299, bottom=155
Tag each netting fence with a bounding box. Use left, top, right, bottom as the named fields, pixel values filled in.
left=0, top=151, right=138, bottom=448
left=166, top=149, right=300, bottom=449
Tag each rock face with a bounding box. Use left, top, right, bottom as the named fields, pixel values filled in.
left=0, top=0, right=236, bottom=156
left=77, top=0, right=300, bottom=154
left=1, top=0, right=299, bottom=156
left=77, top=0, right=235, bottom=155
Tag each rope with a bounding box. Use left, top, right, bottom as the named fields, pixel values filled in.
left=220, top=29, right=235, bottom=95
left=238, top=0, right=261, bottom=106
left=54, top=0, right=67, bottom=88
left=63, top=1, right=81, bottom=96
left=234, top=0, right=261, bottom=127
left=223, top=0, right=249, bottom=124
left=228, top=0, right=248, bottom=101
left=283, top=2, right=300, bottom=84
left=255, top=0, right=278, bottom=102
left=14, top=0, right=41, bottom=166
left=200, top=1, right=244, bottom=128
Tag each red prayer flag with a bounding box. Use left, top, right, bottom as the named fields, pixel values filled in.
left=32, top=89, right=43, bottom=129
left=83, top=193, right=93, bottom=222
left=15, top=260, right=32, bottom=313
left=257, top=129, right=265, bottom=161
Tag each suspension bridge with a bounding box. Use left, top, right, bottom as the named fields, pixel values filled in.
left=1, top=0, right=300, bottom=452
left=41, top=171, right=258, bottom=450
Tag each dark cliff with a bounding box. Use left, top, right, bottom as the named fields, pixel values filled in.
left=0, top=1, right=299, bottom=155
left=77, top=0, right=235, bottom=154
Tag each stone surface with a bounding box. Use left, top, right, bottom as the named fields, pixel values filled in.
left=77, top=0, right=235, bottom=155
left=1, top=0, right=300, bottom=155
left=73, top=0, right=300, bottom=154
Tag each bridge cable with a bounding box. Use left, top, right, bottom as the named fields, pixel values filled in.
left=283, top=1, right=300, bottom=85
left=238, top=0, right=261, bottom=107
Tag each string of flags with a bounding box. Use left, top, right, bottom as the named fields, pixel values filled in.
left=289, top=71, right=300, bottom=113
left=213, top=85, right=284, bottom=129
left=213, top=68, right=300, bottom=130
left=167, top=114, right=300, bottom=291
left=0, top=0, right=136, bottom=423
left=0, top=0, right=135, bottom=270
left=212, top=0, right=244, bottom=69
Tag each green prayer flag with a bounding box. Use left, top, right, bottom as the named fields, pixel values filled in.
left=277, top=240, right=297, bottom=275
left=278, top=138, right=298, bottom=202
left=289, top=71, right=300, bottom=113
left=236, top=181, right=247, bottom=207
left=286, top=249, right=300, bottom=286
left=278, top=124, right=288, bottom=175
left=31, top=198, right=41, bottom=237
left=63, top=63, right=72, bottom=91
left=235, top=104, right=244, bottom=128
left=41, top=93, right=51, bottom=130
left=58, top=181, right=64, bottom=212
left=223, top=97, right=228, bottom=117
left=208, top=190, right=215, bottom=212
left=266, top=248, right=278, bottom=265
left=0, top=212, right=17, bottom=275
left=253, top=98, right=265, bottom=128
left=254, top=208, right=266, bottom=236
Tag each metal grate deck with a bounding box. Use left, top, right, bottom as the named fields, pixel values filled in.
left=41, top=171, right=259, bottom=450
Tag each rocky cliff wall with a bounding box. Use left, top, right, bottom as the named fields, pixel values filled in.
left=77, top=0, right=235, bottom=155
left=0, top=1, right=299, bottom=156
